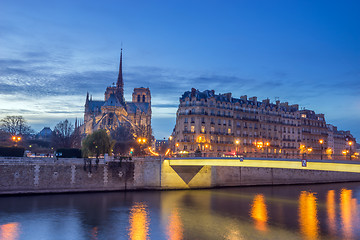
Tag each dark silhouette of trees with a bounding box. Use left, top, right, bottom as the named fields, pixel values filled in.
left=111, top=123, right=135, bottom=155
left=52, top=119, right=74, bottom=148
left=0, top=116, right=33, bottom=147
left=0, top=116, right=33, bottom=136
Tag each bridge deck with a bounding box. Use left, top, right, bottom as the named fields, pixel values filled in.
left=165, top=157, right=360, bottom=173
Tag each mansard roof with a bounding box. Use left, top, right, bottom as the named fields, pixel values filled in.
left=126, top=102, right=150, bottom=114
left=180, top=88, right=299, bottom=112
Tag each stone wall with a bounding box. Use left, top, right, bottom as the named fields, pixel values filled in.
left=0, top=157, right=134, bottom=194
left=1, top=157, right=360, bottom=194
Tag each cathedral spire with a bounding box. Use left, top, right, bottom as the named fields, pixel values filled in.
left=116, top=49, right=126, bottom=107
left=117, top=49, right=124, bottom=92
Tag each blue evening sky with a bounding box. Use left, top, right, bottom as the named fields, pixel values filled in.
left=0, top=0, right=359, bottom=140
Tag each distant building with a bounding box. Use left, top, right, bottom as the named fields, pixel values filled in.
left=80, top=50, right=152, bottom=139
left=37, top=127, right=52, bottom=140
left=172, top=88, right=357, bottom=159
left=155, top=139, right=169, bottom=152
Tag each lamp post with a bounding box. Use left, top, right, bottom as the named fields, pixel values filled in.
left=307, top=147, right=313, bottom=158
left=137, top=137, right=147, bottom=156
left=348, top=141, right=353, bottom=160
left=11, top=135, right=21, bottom=147
left=265, top=142, right=270, bottom=158
left=235, top=139, right=240, bottom=157
left=319, top=139, right=324, bottom=160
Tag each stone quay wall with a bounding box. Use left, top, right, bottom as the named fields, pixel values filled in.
left=1, top=157, right=360, bottom=195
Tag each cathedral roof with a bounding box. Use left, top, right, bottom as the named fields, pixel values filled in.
left=88, top=100, right=105, bottom=112
left=103, top=94, right=123, bottom=107
left=126, top=102, right=150, bottom=114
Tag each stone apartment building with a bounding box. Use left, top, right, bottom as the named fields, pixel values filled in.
left=172, top=88, right=356, bottom=159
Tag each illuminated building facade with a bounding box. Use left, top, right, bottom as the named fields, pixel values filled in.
left=81, top=50, right=152, bottom=138
left=172, top=88, right=356, bottom=158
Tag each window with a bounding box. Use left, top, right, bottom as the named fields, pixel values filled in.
left=201, top=126, right=205, bottom=133
left=137, top=95, right=140, bottom=102
left=142, top=95, right=146, bottom=102
left=191, top=125, right=195, bottom=133
left=184, top=118, right=188, bottom=123
left=228, top=128, right=231, bottom=134
left=211, top=126, right=215, bottom=133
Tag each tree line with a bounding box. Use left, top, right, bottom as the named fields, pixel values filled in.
left=0, top=115, right=151, bottom=157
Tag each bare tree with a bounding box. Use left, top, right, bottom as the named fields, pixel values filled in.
left=111, top=123, right=135, bottom=155
left=0, top=116, right=32, bottom=136
left=52, top=119, right=74, bottom=148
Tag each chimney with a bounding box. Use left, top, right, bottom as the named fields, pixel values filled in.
left=249, top=96, right=257, bottom=103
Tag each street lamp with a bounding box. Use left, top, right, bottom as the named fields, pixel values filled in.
left=319, top=139, right=324, bottom=160
left=348, top=141, right=353, bottom=160
left=235, top=139, right=240, bottom=157
left=11, top=135, right=21, bottom=146
left=265, top=142, right=270, bottom=158
left=307, top=147, right=313, bottom=157
left=137, top=137, right=147, bottom=156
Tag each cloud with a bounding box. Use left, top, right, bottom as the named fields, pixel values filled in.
left=0, top=50, right=359, bottom=139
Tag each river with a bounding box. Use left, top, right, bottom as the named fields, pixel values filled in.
left=1, top=182, right=360, bottom=240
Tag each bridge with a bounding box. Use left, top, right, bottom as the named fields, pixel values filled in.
left=165, top=157, right=360, bottom=173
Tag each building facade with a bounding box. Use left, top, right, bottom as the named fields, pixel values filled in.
left=81, top=50, right=152, bottom=139
left=172, top=88, right=357, bottom=159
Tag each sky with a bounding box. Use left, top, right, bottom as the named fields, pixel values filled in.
left=0, top=0, right=359, bottom=140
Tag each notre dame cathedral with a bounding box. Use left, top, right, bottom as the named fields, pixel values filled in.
left=80, top=50, right=152, bottom=138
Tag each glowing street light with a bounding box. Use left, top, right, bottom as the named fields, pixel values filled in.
left=319, top=139, right=324, bottom=160
left=11, top=135, right=21, bottom=146
left=235, top=139, right=240, bottom=157
left=307, top=148, right=313, bottom=154
left=348, top=141, right=353, bottom=160
left=265, top=142, right=270, bottom=158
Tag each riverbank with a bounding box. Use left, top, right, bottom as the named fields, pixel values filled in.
left=1, top=157, right=360, bottom=195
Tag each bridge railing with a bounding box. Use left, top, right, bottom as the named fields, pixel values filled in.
left=171, top=152, right=358, bottom=161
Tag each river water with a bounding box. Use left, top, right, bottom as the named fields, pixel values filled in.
left=1, top=182, right=360, bottom=240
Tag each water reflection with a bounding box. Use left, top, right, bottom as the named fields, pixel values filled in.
left=90, top=226, right=98, bottom=240
left=250, top=194, right=268, bottom=232
left=167, top=209, right=183, bottom=240
left=128, top=202, right=149, bottom=240
left=0, top=222, right=20, bottom=240
left=298, top=191, right=319, bottom=240
left=326, top=190, right=336, bottom=235
left=2, top=183, right=360, bottom=240
left=340, top=188, right=359, bottom=239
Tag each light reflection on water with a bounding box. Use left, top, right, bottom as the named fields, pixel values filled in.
left=0, top=222, right=20, bottom=240
left=1, top=183, right=360, bottom=239
left=166, top=209, right=183, bottom=240
left=298, top=191, right=319, bottom=240
left=128, top=202, right=149, bottom=240
left=326, top=190, right=336, bottom=236
left=250, top=194, right=268, bottom=232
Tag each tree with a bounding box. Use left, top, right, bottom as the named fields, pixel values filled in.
left=0, top=116, right=33, bottom=136
left=82, top=129, right=113, bottom=158
left=111, top=123, right=135, bottom=155
left=52, top=119, right=74, bottom=148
